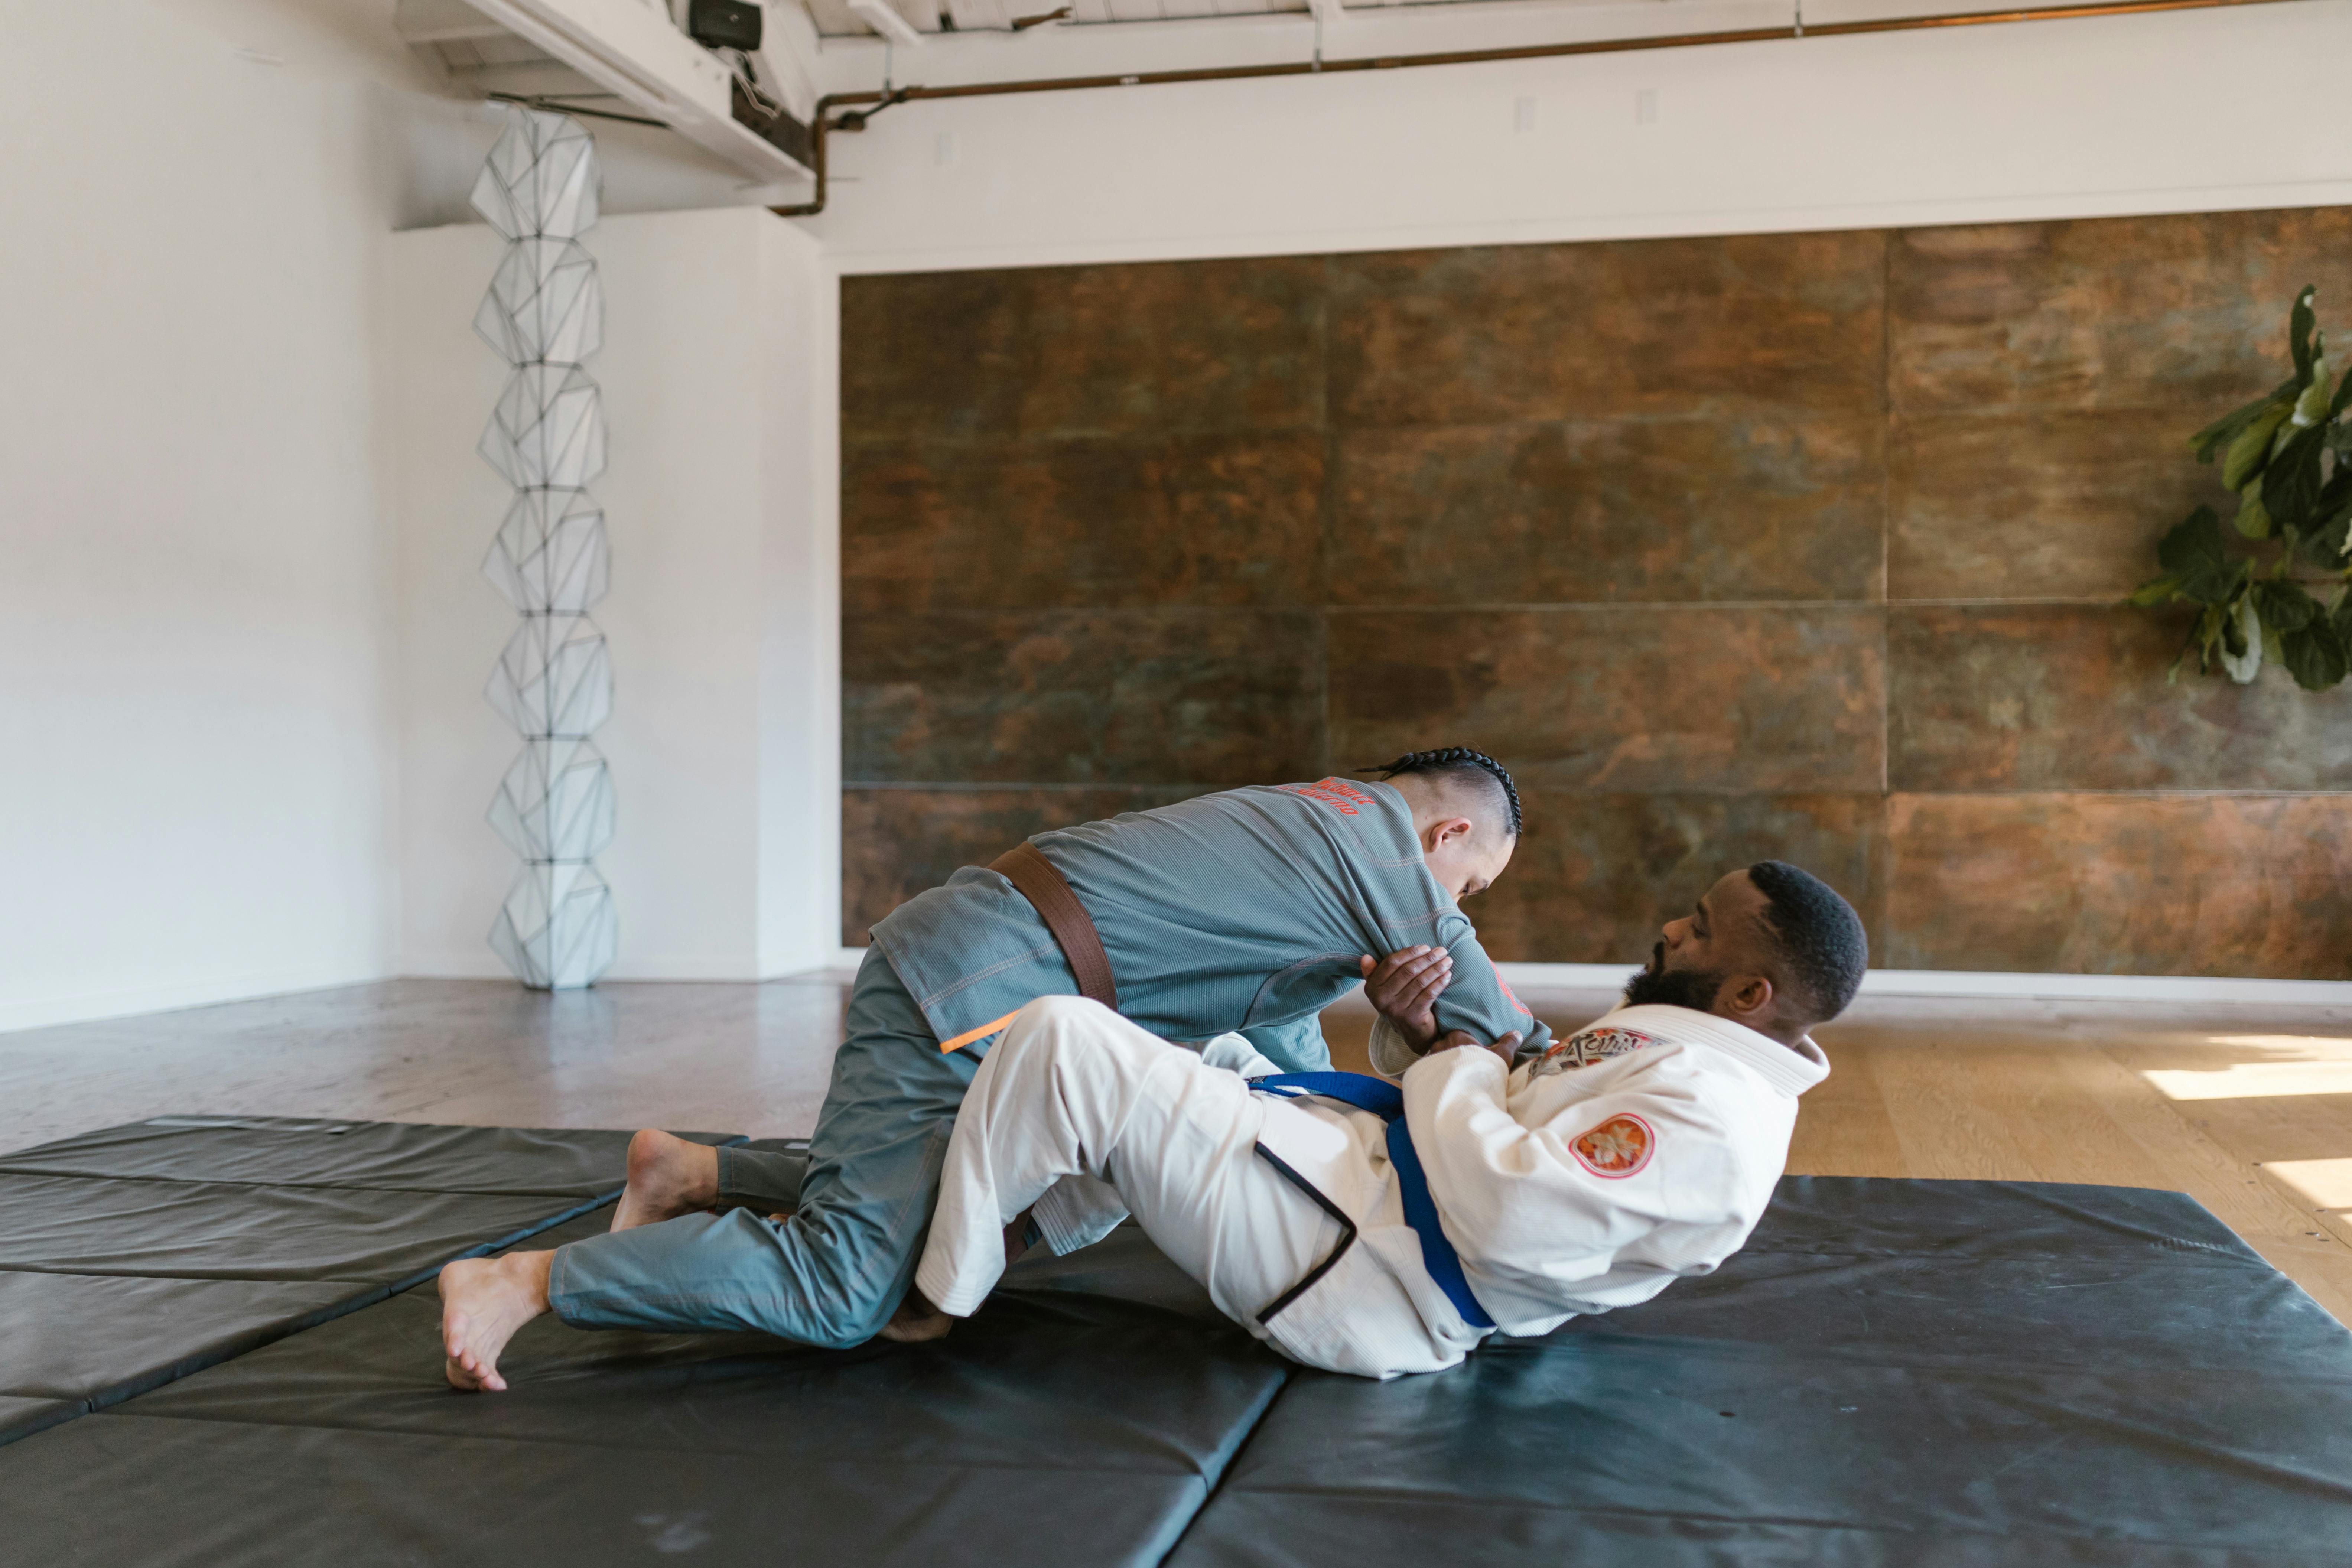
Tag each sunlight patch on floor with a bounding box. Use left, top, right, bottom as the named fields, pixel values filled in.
left=2141, top=1061, right=2352, bottom=1100
left=2263, top=1158, right=2352, bottom=1217
left=2196, top=1034, right=2352, bottom=1056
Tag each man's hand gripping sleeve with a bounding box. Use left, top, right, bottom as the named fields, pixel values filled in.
left=1429, top=934, right=1552, bottom=1064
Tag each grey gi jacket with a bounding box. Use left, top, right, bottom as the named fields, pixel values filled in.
left=869, top=777, right=1554, bottom=1073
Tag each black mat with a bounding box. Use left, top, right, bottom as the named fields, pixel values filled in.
left=0, top=1116, right=739, bottom=1445
left=1167, top=1177, right=2352, bottom=1567
left=0, top=1206, right=1286, bottom=1567
left=6, top=1133, right=2351, bottom=1567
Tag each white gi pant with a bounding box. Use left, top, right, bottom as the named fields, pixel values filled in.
left=913, top=996, right=1472, bottom=1379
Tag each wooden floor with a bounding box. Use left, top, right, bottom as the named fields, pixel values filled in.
left=7, top=975, right=2350, bottom=1325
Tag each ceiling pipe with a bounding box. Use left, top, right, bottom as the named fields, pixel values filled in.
left=772, top=0, right=2311, bottom=218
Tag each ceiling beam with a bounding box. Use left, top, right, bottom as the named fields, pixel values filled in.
left=848, top=0, right=931, bottom=45
left=465, top=0, right=813, bottom=179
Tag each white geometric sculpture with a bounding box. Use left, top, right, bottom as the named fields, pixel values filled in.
left=489, top=739, right=617, bottom=865
left=484, top=489, right=609, bottom=616
left=470, top=112, right=600, bottom=241
left=474, top=109, right=616, bottom=989
left=490, top=860, right=619, bottom=992
left=479, top=365, right=608, bottom=489
left=475, top=239, right=602, bottom=365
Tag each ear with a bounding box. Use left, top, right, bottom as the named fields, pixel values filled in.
left=1720, top=973, right=1776, bottom=1021
left=1422, top=815, right=1476, bottom=852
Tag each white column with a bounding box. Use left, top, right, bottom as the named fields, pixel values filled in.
left=389, top=206, right=838, bottom=980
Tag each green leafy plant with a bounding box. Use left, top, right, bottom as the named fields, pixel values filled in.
left=2132, top=286, right=2352, bottom=689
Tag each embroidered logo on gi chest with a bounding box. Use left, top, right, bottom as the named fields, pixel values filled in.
left=1530, top=1026, right=1658, bottom=1079
left=1570, top=1113, right=1654, bottom=1179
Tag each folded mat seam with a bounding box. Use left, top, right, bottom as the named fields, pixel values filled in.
left=1182, top=1485, right=2352, bottom=1558
left=50, top=1192, right=629, bottom=1413
left=83, top=1405, right=1277, bottom=1478
left=1151, top=1364, right=1294, bottom=1565
left=0, top=1130, right=751, bottom=1451
left=0, top=1168, right=650, bottom=1198
left=1493, top=1329, right=2352, bottom=1382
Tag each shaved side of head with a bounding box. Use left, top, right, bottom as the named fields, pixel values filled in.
left=1356, top=748, right=1523, bottom=843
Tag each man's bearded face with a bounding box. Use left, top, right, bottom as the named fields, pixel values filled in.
left=1624, top=940, right=1728, bottom=1012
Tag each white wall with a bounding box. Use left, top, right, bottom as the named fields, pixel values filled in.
left=797, top=0, right=2352, bottom=271
left=389, top=208, right=838, bottom=981
left=0, top=1, right=821, bottom=1031
left=0, top=1, right=408, bottom=1031
left=756, top=219, right=843, bottom=976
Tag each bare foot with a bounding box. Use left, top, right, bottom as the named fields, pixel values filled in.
left=611, top=1129, right=720, bottom=1232
left=877, top=1286, right=954, bottom=1344
left=440, top=1251, right=554, bottom=1392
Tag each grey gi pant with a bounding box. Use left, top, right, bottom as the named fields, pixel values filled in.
left=546, top=947, right=979, bottom=1348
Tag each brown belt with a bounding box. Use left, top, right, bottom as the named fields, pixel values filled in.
left=989, top=843, right=1118, bottom=1009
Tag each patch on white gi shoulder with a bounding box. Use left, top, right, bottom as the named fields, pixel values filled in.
left=1570, top=1113, right=1655, bottom=1179
left=1529, top=1026, right=1658, bottom=1079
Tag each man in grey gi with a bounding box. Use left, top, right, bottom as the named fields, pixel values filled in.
left=441, top=748, right=1553, bottom=1389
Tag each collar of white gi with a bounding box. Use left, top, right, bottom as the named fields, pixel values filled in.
left=1601, top=1003, right=1832, bottom=1097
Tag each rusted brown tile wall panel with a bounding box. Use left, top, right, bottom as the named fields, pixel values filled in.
left=1331, top=417, right=1883, bottom=605
left=1890, top=605, right=2352, bottom=792
left=844, top=208, right=2352, bottom=972
left=841, top=257, right=1327, bottom=440
left=1329, top=231, right=1886, bottom=429
left=845, top=432, right=1326, bottom=613
left=844, top=609, right=1325, bottom=787
left=1473, top=792, right=1886, bottom=966
left=843, top=786, right=1207, bottom=942
left=1885, top=793, right=2352, bottom=978
left=1887, top=410, right=2216, bottom=602
left=1328, top=608, right=1885, bottom=793
left=1887, top=209, right=2352, bottom=414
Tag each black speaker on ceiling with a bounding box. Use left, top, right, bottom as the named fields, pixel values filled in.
left=689, top=0, right=764, bottom=51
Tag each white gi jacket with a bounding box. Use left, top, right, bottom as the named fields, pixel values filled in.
left=1031, top=1005, right=1827, bottom=1377
left=1377, top=1003, right=1830, bottom=1339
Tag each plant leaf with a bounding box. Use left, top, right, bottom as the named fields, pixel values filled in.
left=2293, top=345, right=2331, bottom=425
left=2191, top=379, right=2299, bottom=462
left=2222, top=401, right=2293, bottom=489
left=2262, top=423, right=2329, bottom=528
left=2235, top=484, right=2273, bottom=540
left=2255, top=578, right=2324, bottom=633
left=2290, top=285, right=2318, bottom=381
left=2156, top=506, right=2241, bottom=602
left=2128, top=575, right=2182, bottom=608
left=2304, top=470, right=2352, bottom=563
left=2280, top=621, right=2349, bottom=690
left=2195, top=604, right=2225, bottom=673
left=2220, top=593, right=2264, bottom=683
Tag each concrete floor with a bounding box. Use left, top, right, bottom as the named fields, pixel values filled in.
left=6, top=974, right=2349, bottom=1324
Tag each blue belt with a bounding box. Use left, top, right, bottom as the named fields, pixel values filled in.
left=1249, top=1071, right=1496, bottom=1331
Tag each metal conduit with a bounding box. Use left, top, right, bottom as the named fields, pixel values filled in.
left=772, top=0, right=2311, bottom=217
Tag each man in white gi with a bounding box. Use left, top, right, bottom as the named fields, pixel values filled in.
left=915, top=860, right=1864, bottom=1379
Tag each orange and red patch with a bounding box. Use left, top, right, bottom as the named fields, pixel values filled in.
left=1570, top=1113, right=1655, bottom=1179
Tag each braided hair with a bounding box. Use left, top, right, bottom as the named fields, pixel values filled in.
left=1354, top=747, right=1524, bottom=838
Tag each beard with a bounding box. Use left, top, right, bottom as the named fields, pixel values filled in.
left=1623, top=941, right=1727, bottom=1012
